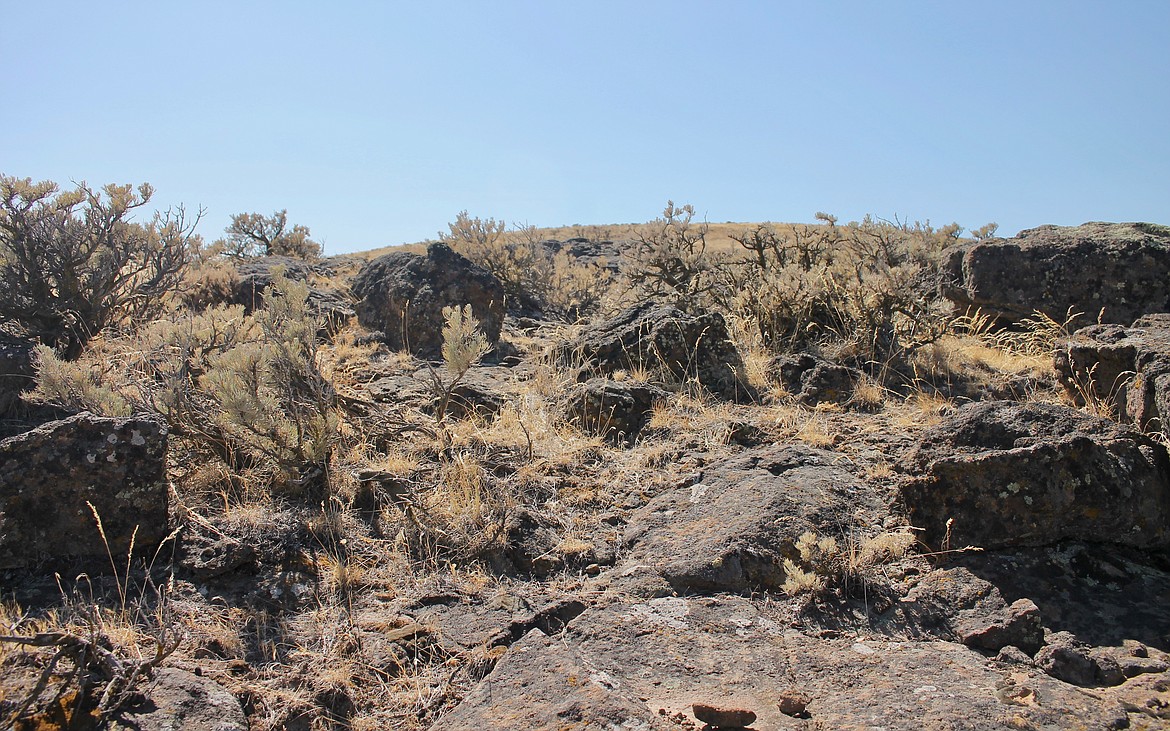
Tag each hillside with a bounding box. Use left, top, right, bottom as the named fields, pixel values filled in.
left=1, top=207, right=1169, bottom=730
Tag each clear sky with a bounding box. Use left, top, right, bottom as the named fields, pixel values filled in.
left=3, top=1, right=1168, bottom=255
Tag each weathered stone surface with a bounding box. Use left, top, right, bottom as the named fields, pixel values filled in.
left=1036, top=631, right=1127, bottom=687
left=943, top=221, right=1170, bottom=325
left=568, top=302, right=753, bottom=401
left=0, top=412, right=168, bottom=570
left=566, top=378, right=667, bottom=444
left=234, top=255, right=355, bottom=327
left=361, top=365, right=523, bottom=419
left=622, top=445, right=878, bottom=593
left=438, top=596, right=1134, bottom=730
left=899, top=568, right=1044, bottom=654
left=111, top=667, right=247, bottom=731
left=352, top=242, right=505, bottom=357
left=768, top=352, right=856, bottom=405
left=900, top=401, right=1170, bottom=550
left=429, top=628, right=657, bottom=731
left=691, top=702, right=756, bottom=728
left=1056, top=315, right=1170, bottom=434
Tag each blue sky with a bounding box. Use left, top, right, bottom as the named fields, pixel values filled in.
left=3, top=1, right=1167, bottom=255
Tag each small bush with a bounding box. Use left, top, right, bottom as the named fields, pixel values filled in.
left=625, top=201, right=727, bottom=311
left=219, top=210, right=321, bottom=259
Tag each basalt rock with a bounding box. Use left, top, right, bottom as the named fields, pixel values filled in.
left=352, top=243, right=505, bottom=357
left=900, top=400, right=1170, bottom=550
left=566, top=378, right=667, bottom=444
left=0, top=412, right=168, bottom=571
left=567, top=302, right=753, bottom=401
left=943, top=222, right=1170, bottom=326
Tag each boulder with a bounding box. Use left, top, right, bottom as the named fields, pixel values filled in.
left=622, top=445, right=877, bottom=593
left=567, top=302, right=752, bottom=401
left=0, top=412, right=169, bottom=570
left=943, top=222, right=1170, bottom=325
left=1055, top=314, right=1170, bottom=434
left=352, top=243, right=505, bottom=357
left=234, top=255, right=355, bottom=328
left=111, top=667, right=247, bottom=731
left=565, top=378, right=667, bottom=444
left=900, top=401, right=1170, bottom=550
left=361, top=365, right=522, bottom=419
left=768, top=352, right=856, bottom=405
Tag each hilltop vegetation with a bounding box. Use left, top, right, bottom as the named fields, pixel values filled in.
left=2, top=174, right=1170, bottom=730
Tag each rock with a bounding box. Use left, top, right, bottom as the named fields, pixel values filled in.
left=234, top=255, right=355, bottom=328
left=1055, top=315, right=1170, bottom=435
left=692, top=702, right=756, bottom=728
left=111, top=667, right=247, bottom=731
left=769, top=353, right=855, bottom=405
left=352, top=242, right=505, bottom=357
left=956, top=598, right=1045, bottom=655
left=565, top=378, right=667, bottom=444
left=479, top=509, right=563, bottom=578
left=942, top=221, right=1170, bottom=326
left=361, top=365, right=523, bottom=419
left=777, top=689, right=811, bottom=717
left=568, top=302, right=753, bottom=401
left=438, top=595, right=1132, bottom=730
left=900, top=400, right=1170, bottom=550
left=902, top=568, right=1044, bottom=654
left=622, top=445, right=877, bottom=593
left=428, top=628, right=657, bottom=731
left=0, top=412, right=168, bottom=571
left=995, top=646, right=1035, bottom=666
left=1035, top=632, right=1126, bottom=687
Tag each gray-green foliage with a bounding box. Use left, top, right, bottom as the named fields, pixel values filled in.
left=0, top=175, right=195, bottom=359
left=29, top=274, right=339, bottom=499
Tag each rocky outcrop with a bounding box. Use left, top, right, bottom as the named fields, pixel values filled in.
left=0, top=412, right=169, bottom=570
left=234, top=255, right=355, bottom=328
left=621, top=445, right=879, bottom=593
left=943, top=222, right=1170, bottom=325
left=768, top=352, right=856, bottom=405
left=565, top=378, right=667, bottom=444
left=352, top=243, right=505, bottom=357
left=435, top=595, right=1135, bottom=730
left=567, top=302, right=753, bottom=401
left=900, top=401, right=1170, bottom=550
left=1055, top=313, right=1170, bottom=434
left=361, top=365, right=523, bottom=419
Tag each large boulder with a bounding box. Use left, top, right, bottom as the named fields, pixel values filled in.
left=0, top=412, right=169, bottom=570
left=1055, top=313, right=1170, bottom=434
left=900, top=401, right=1170, bottom=551
left=622, top=445, right=878, bottom=593
left=567, top=302, right=752, bottom=401
left=943, top=222, right=1170, bottom=325
left=352, top=243, right=505, bottom=357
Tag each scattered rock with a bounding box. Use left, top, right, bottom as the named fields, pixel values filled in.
left=777, top=689, right=811, bottom=717
left=692, top=702, right=756, bottom=728
left=942, top=221, right=1170, bottom=325
left=622, top=445, right=877, bottom=593
left=1055, top=315, right=1170, bottom=434
left=768, top=353, right=855, bottom=405
left=111, top=667, right=247, bottom=731
left=565, top=378, right=667, bottom=443
left=0, top=412, right=168, bottom=571
left=900, top=400, right=1170, bottom=550
left=957, top=598, right=1045, bottom=655
left=568, top=302, right=753, bottom=401
left=352, top=242, right=505, bottom=357
left=1035, top=631, right=1126, bottom=687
